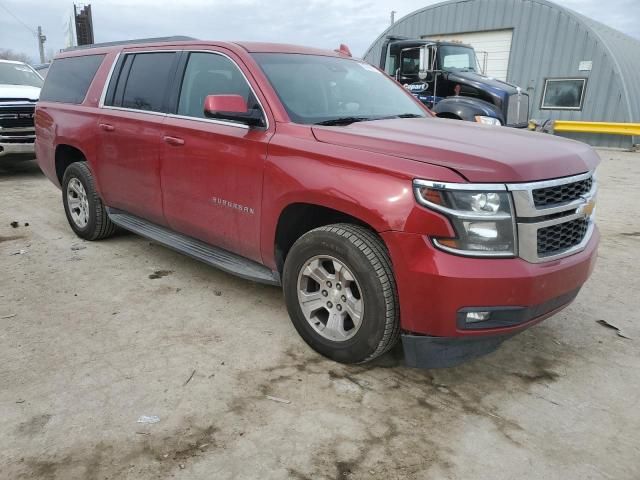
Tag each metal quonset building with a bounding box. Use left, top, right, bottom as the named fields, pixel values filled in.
left=364, top=0, right=640, bottom=148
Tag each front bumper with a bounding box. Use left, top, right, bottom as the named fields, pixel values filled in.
left=381, top=228, right=599, bottom=367
left=0, top=141, right=35, bottom=159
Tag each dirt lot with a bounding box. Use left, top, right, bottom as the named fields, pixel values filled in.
left=1, top=150, right=639, bottom=480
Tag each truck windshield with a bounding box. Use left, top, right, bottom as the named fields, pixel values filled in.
left=252, top=53, right=426, bottom=125
left=438, top=45, right=477, bottom=72
left=0, top=62, right=43, bottom=88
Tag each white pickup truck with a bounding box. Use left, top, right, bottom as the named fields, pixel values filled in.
left=0, top=59, right=43, bottom=160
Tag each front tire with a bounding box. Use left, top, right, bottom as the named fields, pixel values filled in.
left=62, top=162, right=116, bottom=240
left=283, top=224, right=400, bottom=364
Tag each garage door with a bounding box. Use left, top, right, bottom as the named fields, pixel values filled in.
left=423, top=29, right=513, bottom=81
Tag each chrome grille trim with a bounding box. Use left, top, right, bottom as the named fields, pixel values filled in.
left=506, top=92, right=529, bottom=126
left=507, top=171, right=597, bottom=263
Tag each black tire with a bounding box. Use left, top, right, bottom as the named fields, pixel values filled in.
left=283, top=223, right=400, bottom=364
left=62, top=162, right=116, bottom=240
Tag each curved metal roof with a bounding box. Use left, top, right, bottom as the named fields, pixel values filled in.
left=364, top=0, right=640, bottom=147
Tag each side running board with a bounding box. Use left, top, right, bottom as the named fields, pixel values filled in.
left=107, top=208, right=280, bottom=286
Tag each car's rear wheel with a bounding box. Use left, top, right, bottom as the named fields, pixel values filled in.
left=283, top=224, right=400, bottom=364
left=62, top=162, right=116, bottom=240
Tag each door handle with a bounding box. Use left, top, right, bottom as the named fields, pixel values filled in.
left=99, top=123, right=115, bottom=132
left=163, top=136, right=185, bottom=146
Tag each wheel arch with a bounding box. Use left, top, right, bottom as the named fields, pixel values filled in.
left=273, top=202, right=381, bottom=275
left=433, top=96, right=504, bottom=124
left=55, top=144, right=87, bottom=185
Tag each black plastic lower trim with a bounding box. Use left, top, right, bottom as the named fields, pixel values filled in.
left=401, top=332, right=513, bottom=369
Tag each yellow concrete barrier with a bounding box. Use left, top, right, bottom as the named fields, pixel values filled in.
left=554, top=121, right=640, bottom=136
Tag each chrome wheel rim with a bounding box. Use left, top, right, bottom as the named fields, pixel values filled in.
left=297, top=255, right=364, bottom=342
left=67, top=178, right=89, bottom=228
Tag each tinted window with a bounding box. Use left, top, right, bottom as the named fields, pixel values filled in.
left=541, top=79, right=586, bottom=110
left=40, top=55, right=104, bottom=104
left=177, top=52, right=254, bottom=118
left=400, top=49, right=420, bottom=76
left=118, top=53, right=175, bottom=112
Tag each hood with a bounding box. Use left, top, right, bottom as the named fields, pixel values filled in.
left=0, top=84, right=40, bottom=101
left=311, top=117, right=600, bottom=183
left=446, top=70, right=520, bottom=96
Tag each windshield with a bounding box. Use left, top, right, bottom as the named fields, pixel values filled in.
left=0, top=62, right=43, bottom=88
left=252, top=53, right=426, bottom=125
left=438, top=45, right=477, bottom=72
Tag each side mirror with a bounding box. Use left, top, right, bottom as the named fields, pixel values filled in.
left=203, top=94, right=264, bottom=127
left=418, top=46, right=427, bottom=75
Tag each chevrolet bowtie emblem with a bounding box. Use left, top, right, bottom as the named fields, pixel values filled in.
left=580, top=198, right=596, bottom=216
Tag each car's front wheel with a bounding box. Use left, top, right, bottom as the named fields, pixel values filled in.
left=283, top=224, right=400, bottom=364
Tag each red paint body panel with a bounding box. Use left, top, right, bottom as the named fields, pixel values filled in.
left=382, top=229, right=598, bottom=335
left=160, top=117, right=271, bottom=262
left=312, top=117, right=601, bottom=182
left=35, top=39, right=600, bottom=346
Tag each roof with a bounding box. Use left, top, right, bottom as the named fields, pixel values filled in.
left=572, top=10, right=640, bottom=124
left=58, top=37, right=345, bottom=59
left=234, top=42, right=344, bottom=56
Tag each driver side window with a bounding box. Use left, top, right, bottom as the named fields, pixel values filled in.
left=400, top=49, right=420, bottom=76
left=178, top=52, right=256, bottom=119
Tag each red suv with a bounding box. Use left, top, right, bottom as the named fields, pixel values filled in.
left=35, top=37, right=599, bottom=368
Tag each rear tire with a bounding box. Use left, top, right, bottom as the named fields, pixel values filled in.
left=283, top=224, right=400, bottom=364
left=62, top=162, right=116, bottom=240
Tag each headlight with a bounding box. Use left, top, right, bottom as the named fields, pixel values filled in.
left=475, top=116, right=502, bottom=126
left=413, top=179, right=516, bottom=256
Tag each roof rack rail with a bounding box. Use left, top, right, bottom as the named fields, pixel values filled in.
left=63, top=36, right=197, bottom=52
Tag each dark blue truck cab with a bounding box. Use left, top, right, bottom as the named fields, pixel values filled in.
left=378, top=37, right=529, bottom=128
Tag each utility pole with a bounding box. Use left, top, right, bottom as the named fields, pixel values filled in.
left=390, top=10, right=396, bottom=25
left=37, top=26, right=46, bottom=63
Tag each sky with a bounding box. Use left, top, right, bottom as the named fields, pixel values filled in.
left=1, top=0, right=639, bottom=63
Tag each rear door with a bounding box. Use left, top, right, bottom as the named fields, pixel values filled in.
left=96, top=51, right=179, bottom=225
left=159, top=49, right=273, bottom=262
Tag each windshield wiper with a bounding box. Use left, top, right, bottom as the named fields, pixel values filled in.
left=314, top=116, right=372, bottom=126
left=375, top=113, right=424, bottom=120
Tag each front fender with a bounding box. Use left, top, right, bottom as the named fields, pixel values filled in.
left=259, top=127, right=463, bottom=269
left=433, top=96, right=504, bottom=124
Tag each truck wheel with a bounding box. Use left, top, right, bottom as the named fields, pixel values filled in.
left=62, top=162, right=116, bottom=240
left=283, top=224, right=400, bottom=364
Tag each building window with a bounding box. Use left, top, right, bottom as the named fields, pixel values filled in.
left=541, top=78, right=587, bottom=110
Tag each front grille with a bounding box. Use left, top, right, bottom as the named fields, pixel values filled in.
left=506, top=92, right=529, bottom=125
left=537, top=218, right=589, bottom=257
left=532, top=177, right=593, bottom=207
left=0, top=104, right=36, bottom=129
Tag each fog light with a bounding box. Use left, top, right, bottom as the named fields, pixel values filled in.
left=466, top=311, right=491, bottom=323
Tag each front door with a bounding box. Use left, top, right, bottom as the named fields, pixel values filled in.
left=160, top=50, right=273, bottom=263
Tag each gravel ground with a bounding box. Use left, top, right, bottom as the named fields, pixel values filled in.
left=1, top=150, right=639, bottom=480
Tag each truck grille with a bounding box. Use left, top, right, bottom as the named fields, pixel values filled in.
left=537, top=218, right=590, bottom=257
left=0, top=103, right=36, bottom=144
left=506, top=92, right=529, bottom=126
left=532, top=177, right=593, bottom=207
left=507, top=172, right=596, bottom=263
left=0, top=105, right=35, bottom=127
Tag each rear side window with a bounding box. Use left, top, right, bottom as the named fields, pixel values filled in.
left=106, top=52, right=175, bottom=112
left=40, top=54, right=105, bottom=104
